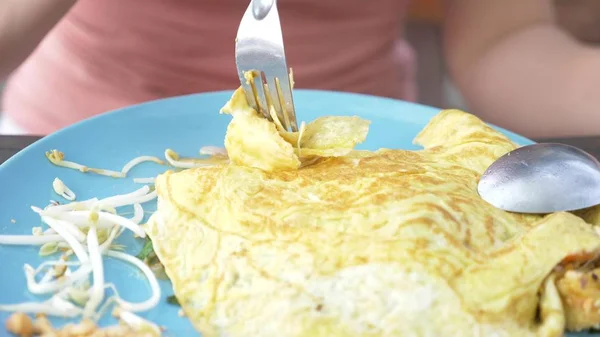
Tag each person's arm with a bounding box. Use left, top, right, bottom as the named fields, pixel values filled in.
left=0, top=0, right=76, bottom=81
left=555, top=0, right=600, bottom=44
left=443, top=0, right=600, bottom=138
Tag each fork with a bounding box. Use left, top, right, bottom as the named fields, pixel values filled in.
left=235, top=0, right=299, bottom=132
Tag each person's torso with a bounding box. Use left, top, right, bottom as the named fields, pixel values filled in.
left=3, top=0, right=414, bottom=134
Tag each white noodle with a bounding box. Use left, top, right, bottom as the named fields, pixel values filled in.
left=121, top=156, right=164, bottom=175
left=52, top=177, right=76, bottom=201
left=0, top=234, right=64, bottom=245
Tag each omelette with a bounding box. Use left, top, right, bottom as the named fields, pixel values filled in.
left=146, top=88, right=600, bottom=337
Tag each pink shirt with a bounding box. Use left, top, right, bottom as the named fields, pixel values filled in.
left=2, top=0, right=415, bottom=135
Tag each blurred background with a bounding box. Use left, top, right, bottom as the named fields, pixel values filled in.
left=405, top=0, right=600, bottom=110
left=1, top=0, right=599, bottom=112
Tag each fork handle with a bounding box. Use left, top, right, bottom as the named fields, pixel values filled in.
left=252, top=0, right=275, bottom=20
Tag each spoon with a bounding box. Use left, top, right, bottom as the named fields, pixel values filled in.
left=478, top=143, right=600, bottom=214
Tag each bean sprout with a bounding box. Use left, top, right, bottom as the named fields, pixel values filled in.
left=95, top=212, right=146, bottom=238
left=51, top=211, right=145, bottom=238
left=2, top=147, right=222, bottom=327
left=84, top=225, right=104, bottom=318
left=121, top=156, right=164, bottom=175
left=97, top=186, right=150, bottom=208
left=133, top=177, right=155, bottom=184
left=105, top=250, right=161, bottom=312
left=48, top=211, right=116, bottom=229
left=41, top=217, right=88, bottom=262
left=44, top=198, right=99, bottom=213
left=24, top=263, right=92, bottom=295
left=165, top=149, right=228, bottom=168
left=114, top=307, right=162, bottom=336
left=0, top=234, right=64, bottom=245
left=46, top=150, right=125, bottom=178
left=0, top=296, right=83, bottom=318
left=99, top=226, right=120, bottom=253
left=199, top=146, right=227, bottom=157
left=39, top=215, right=86, bottom=243
left=32, top=260, right=81, bottom=277
left=131, top=204, right=144, bottom=225
left=52, top=178, right=76, bottom=201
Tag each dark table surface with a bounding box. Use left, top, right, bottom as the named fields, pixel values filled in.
left=1, top=135, right=600, bottom=164
left=0, top=136, right=41, bottom=164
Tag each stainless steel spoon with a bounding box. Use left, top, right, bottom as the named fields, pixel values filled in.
left=478, top=143, right=600, bottom=213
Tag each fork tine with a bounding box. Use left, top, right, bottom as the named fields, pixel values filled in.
left=264, top=76, right=285, bottom=127
left=235, top=0, right=298, bottom=132
left=242, top=71, right=271, bottom=120
left=259, top=71, right=275, bottom=116
left=274, top=77, right=293, bottom=131
left=274, top=74, right=298, bottom=132
left=263, top=70, right=297, bottom=132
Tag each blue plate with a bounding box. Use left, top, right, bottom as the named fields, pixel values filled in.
left=0, top=90, right=591, bottom=336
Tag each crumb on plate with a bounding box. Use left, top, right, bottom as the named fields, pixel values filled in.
left=5, top=312, right=162, bottom=337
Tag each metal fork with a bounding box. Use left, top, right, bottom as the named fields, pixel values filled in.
left=235, top=0, right=299, bottom=132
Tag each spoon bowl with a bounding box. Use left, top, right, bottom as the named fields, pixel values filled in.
left=478, top=143, right=600, bottom=213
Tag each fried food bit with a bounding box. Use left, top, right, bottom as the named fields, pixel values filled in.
left=57, top=319, right=97, bottom=336
left=32, top=315, right=53, bottom=335
left=5, top=313, right=33, bottom=337
left=5, top=312, right=163, bottom=337
left=554, top=252, right=600, bottom=331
